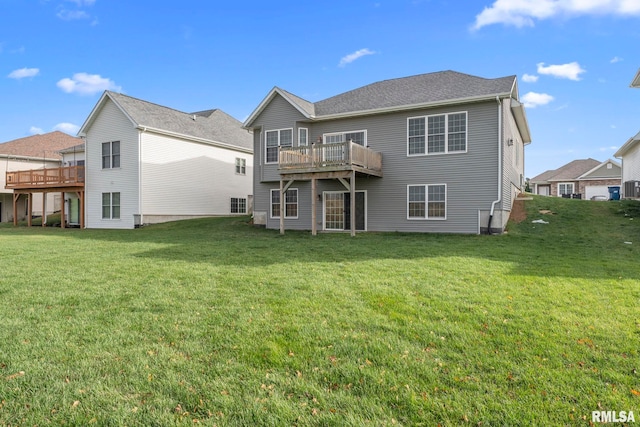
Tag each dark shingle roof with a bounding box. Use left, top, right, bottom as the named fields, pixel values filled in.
left=313, top=70, right=516, bottom=116
left=106, top=92, right=252, bottom=151
left=0, top=131, right=82, bottom=159
left=531, top=159, right=602, bottom=183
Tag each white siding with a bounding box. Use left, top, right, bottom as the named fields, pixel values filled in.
left=85, top=99, right=140, bottom=229
left=621, top=144, right=640, bottom=183
left=140, top=131, right=252, bottom=217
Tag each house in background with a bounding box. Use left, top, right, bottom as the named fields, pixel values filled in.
left=1, top=131, right=83, bottom=224
left=243, top=70, right=531, bottom=235
left=614, top=69, right=640, bottom=198
left=78, top=91, right=253, bottom=229
left=530, top=158, right=621, bottom=199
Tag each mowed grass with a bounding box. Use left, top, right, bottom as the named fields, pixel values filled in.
left=0, top=197, right=638, bottom=426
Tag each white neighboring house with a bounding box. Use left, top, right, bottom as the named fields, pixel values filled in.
left=1, top=131, right=83, bottom=224
left=78, top=91, right=253, bottom=229
left=615, top=131, right=640, bottom=198
left=614, top=69, right=640, bottom=198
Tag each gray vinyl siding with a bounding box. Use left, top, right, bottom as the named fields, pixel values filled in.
left=251, top=94, right=309, bottom=183
left=251, top=99, right=509, bottom=234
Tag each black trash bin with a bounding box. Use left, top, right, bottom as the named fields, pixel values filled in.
left=608, top=186, right=620, bottom=201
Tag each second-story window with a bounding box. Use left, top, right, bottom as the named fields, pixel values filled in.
left=265, top=129, right=293, bottom=164
left=102, top=141, right=120, bottom=169
left=235, top=158, right=246, bottom=175
left=408, top=112, right=467, bottom=156
left=298, top=128, right=308, bottom=146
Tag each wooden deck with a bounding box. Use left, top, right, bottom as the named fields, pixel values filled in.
left=279, top=142, right=382, bottom=177
left=5, top=166, right=85, bottom=228
left=5, top=165, right=84, bottom=189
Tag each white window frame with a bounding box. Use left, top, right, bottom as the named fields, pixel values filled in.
left=231, top=197, right=247, bottom=214
left=270, top=188, right=298, bottom=219
left=235, top=158, right=246, bottom=175
left=558, top=183, right=574, bottom=196
left=298, top=127, right=308, bottom=146
left=265, top=128, right=293, bottom=164
left=101, top=192, right=120, bottom=220
left=406, top=184, right=447, bottom=220
left=102, top=141, right=120, bottom=169
left=407, top=112, right=467, bottom=156
left=322, top=130, right=367, bottom=146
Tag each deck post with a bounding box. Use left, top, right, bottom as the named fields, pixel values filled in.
left=12, top=193, right=19, bottom=226
left=311, top=178, right=317, bottom=236
left=350, top=170, right=356, bottom=237
left=279, top=179, right=284, bottom=235
left=60, top=192, right=66, bottom=229
left=42, top=192, right=46, bottom=227
left=27, top=193, right=32, bottom=227
left=80, top=190, right=85, bottom=229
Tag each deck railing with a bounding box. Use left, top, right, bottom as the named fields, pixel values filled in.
left=5, top=166, right=85, bottom=189
left=279, top=142, right=382, bottom=175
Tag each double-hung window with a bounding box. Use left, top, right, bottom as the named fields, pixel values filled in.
left=408, top=112, right=467, bottom=155
left=102, top=141, right=120, bottom=169
left=558, top=183, right=574, bottom=196
left=298, top=128, right=308, bottom=146
left=102, top=192, right=120, bottom=219
left=265, top=129, right=293, bottom=164
left=407, top=184, right=446, bottom=220
left=231, top=197, right=247, bottom=214
left=235, top=158, right=246, bottom=175
left=270, top=189, right=298, bottom=219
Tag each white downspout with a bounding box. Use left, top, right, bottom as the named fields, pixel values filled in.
left=488, top=96, right=503, bottom=234
left=139, top=127, right=145, bottom=226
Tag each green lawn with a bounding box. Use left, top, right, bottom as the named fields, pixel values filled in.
left=1, top=196, right=638, bottom=426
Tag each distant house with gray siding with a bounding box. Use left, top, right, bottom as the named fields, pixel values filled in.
left=243, top=70, right=532, bottom=235
left=78, top=91, right=253, bottom=229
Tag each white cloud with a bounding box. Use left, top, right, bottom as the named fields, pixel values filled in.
left=66, top=0, right=96, bottom=5
left=57, top=73, right=121, bottom=95
left=29, top=126, right=44, bottom=135
left=338, top=48, right=377, bottom=67
left=57, top=9, right=90, bottom=20
left=472, top=0, right=640, bottom=30
left=537, top=62, right=585, bottom=81
left=522, top=73, right=538, bottom=83
left=8, top=67, right=40, bottom=79
left=521, top=91, right=554, bottom=108
left=610, top=56, right=623, bottom=63
left=54, top=122, right=80, bottom=135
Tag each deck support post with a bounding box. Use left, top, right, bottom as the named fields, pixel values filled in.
left=79, top=190, right=85, bottom=229
left=350, top=170, right=356, bottom=237
left=12, top=193, right=19, bottom=226
left=279, top=179, right=284, bottom=235
left=27, top=193, right=32, bottom=227
left=60, top=192, right=66, bottom=229
left=42, top=193, right=46, bottom=227
left=311, top=178, right=317, bottom=236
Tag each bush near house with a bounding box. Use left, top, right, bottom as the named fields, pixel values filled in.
left=0, top=196, right=638, bottom=425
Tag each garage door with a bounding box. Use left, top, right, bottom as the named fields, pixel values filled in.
left=585, top=185, right=610, bottom=200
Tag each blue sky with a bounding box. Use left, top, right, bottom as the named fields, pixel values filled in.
left=1, top=0, right=639, bottom=178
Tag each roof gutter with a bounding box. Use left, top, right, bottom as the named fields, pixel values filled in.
left=488, top=95, right=503, bottom=235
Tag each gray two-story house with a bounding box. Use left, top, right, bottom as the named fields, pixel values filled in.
left=243, top=71, right=531, bottom=235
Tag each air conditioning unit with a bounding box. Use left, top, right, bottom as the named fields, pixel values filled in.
left=624, top=181, right=640, bottom=198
